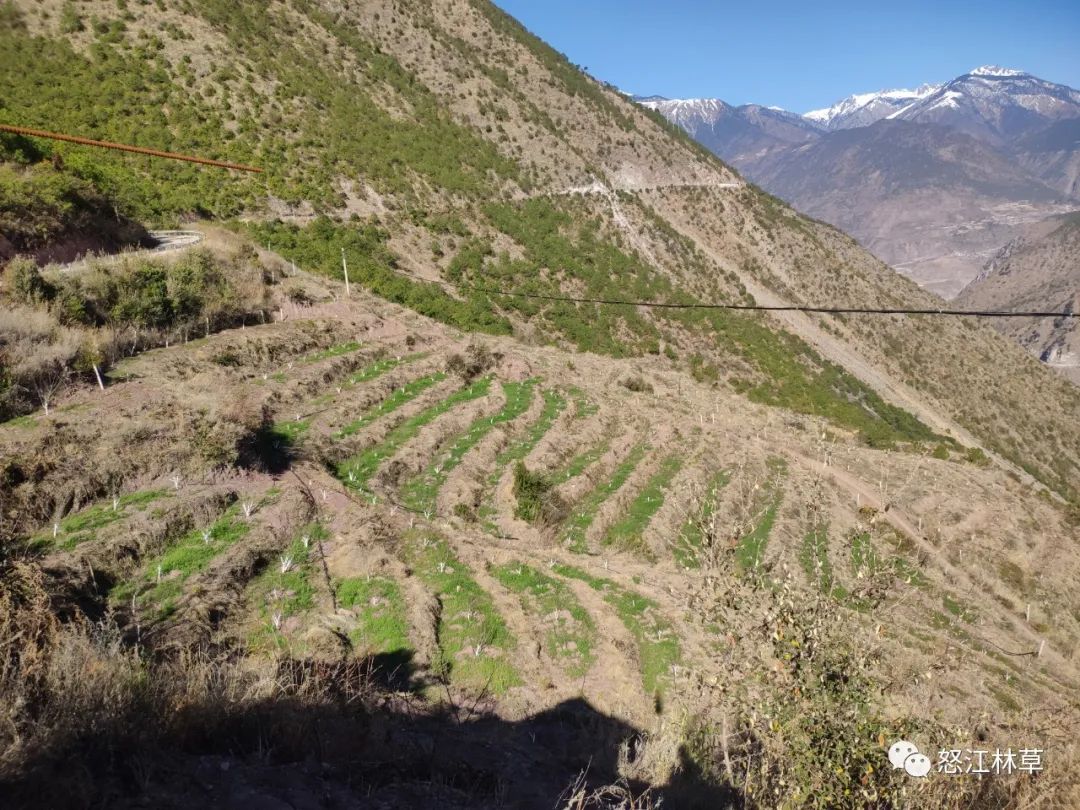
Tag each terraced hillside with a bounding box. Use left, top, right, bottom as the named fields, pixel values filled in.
left=3, top=257, right=1079, bottom=806
left=1, top=0, right=1079, bottom=806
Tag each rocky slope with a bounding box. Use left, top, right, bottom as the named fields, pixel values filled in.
left=747, top=119, right=1070, bottom=297
left=957, top=212, right=1080, bottom=384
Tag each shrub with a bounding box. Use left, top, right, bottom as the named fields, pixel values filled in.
left=512, top=461, right=565, bottom=525
left=110, top=263, right=173, bottom=328
left=5, top=258, right=55, bottom=304
left=445, top=343, right=499, bottom=381
left=964, top=446, right=989, bottom=466
left=620, top=375, right=653, bottom=394
left=59, top=1, right=83, bottom=33
left=285, top=284, right=313, bottom=305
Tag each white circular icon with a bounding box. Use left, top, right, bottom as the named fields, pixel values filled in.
left=904, top=752, right=932, bottom=778
left=888, top=740, right=918, bottom=770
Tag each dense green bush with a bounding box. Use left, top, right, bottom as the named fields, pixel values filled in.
left=5, top=258, right=54, bottom=304
left=0, top=151, right=147, bottom=257
left=41, top=249, right=258, bottom=333
left=512, top=461, right=564, bottom=524
left=244, top=217, right=512, bottom=335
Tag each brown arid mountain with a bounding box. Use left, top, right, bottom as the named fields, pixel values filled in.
left=956, top=212, right=1080, bottom=385
left=1011, top=117, right=1080, bottom=199
left=642, top=67, right=1080, bottom=299
left=747, top=119, right=1074, bottom=298
left=1, top=3, right=1080, bottom=808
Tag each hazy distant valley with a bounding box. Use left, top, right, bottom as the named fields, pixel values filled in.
left=640, top=67, right=1080, bottom=297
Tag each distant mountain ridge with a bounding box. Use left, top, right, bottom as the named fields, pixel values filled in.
left=638, top=66, right=1080, bottom=298
left=805, top=83, right=941, bottom=130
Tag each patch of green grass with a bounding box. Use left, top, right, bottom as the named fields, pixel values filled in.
left=492, top=388, right=566, bottom=472
left=270, top=418, right=310, bottom=447
left=1, top=413, right=38, bottom=429
left=490, top=562, right=595, bottom=676
left=401, top=380, right=536, bottom=513
left=246, top=524, right=325, bottom=650
left=336, top=576, right=411, bottom=655
left=673, top=471, right=731, bottom=569
left=302, top=340, right=362, bottom=363
left=337, top=376, right=491, bottom=490
left=736, top=501, right=779, bottom=571
left=942, top=593, right=978, bottom=624
left=799, top=524, right=835, bottom=594
left=550, top=440, right=610, bottom=486
left=736, top=462, right=785, bottom=571
left=34, top=490, right=170, bottom=550
left=891, top=556, right=929, bottom=588
left=335, top=372, right=446, bottom=438
left=407, top=534, right=519, bottom=693
left=346, top=353, right=424, bottom=386
left=603, top=456, right=682, bottom=556
left=567, top=386, right=598, bottom=418
left=110, top=505, right=250, bottom=619
left=850, top=531, right=884, bottom=576
left=998, top=560, right=1030, bottom=595
left=552, top=563, right=679, bottom=694
left=561, top=444, right=646, bottom=553
left=988, top=683, right=1022, bottom=713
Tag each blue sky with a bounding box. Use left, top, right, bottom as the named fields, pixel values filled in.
left=491, top=1, right=1080, bottom=112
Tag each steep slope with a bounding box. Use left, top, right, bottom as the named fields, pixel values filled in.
left=749, top=119, right=1071, bottom=297
left=0, top=0, right=1075, bottom=548
left=2, top=3, right=1080, bottom=805
left=956, top=212, right=1080, bottom=384
left=4, top=244, right=1080, bottom=806
left=1011, top=116, right=1080, bottom=198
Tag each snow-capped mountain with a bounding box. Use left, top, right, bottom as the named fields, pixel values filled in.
left=639, top=97, right=819, bottom=165
left=634, top=66, right=1080, bottom=299
left=638, top=97, right=732, bottom=129
left=888, top=66, right=1080, bottom=144
left=804, top=84, right=940, bottom=131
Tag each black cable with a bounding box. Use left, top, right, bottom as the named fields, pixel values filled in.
left=449, top=281, right=1077, bottom=318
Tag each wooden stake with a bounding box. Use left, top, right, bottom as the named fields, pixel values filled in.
left=341, top=248, right=351, bottom=297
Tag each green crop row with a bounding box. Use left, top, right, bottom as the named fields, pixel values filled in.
left=337, top=377, right=491, bottom=491
left=552, top=563, right=679, bottom=695
left=402, top=380, right=537, bottom=513
left=561, top=444, right=646, bottom=553
left=490, top=562, right=595, bottom=676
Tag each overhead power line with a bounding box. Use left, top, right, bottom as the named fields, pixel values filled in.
left=0, top=123, right=263, bottom=173
left=443, top=279, right=1078, bottom=319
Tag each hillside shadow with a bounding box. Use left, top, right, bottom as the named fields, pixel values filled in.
left=1, top=651, right=742, bottom=809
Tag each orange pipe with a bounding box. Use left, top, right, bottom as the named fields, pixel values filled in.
left=0, top=123, right=263, bottom=173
